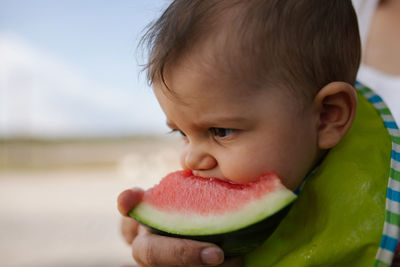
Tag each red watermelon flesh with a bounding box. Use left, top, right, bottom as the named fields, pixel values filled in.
left=144, top=170, right=284, bottom=216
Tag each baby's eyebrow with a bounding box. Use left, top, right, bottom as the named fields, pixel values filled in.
left=166, top=116, right=249, bottom=130
left=195, top=116, right=249, bottom=127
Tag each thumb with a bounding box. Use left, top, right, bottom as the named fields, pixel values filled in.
left=117, top=188, right=144, bottom=216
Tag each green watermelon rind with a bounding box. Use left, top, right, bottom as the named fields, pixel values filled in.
left=151, top=202, right=294, bottom=256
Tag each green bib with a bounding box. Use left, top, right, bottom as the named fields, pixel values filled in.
left=245, top=87, right=395, bottom=266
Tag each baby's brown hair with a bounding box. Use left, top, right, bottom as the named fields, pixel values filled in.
left=141, top=0, right=361, bottom=102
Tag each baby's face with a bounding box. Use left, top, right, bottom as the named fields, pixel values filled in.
left=154, top=61, right=321, bottom=190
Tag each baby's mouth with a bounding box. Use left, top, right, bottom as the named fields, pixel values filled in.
left=192, top=170, right=231, bottom=183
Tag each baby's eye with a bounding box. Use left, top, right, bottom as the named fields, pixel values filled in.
left=169, top=129, right=186, bottom=138
left=210, top=128, right=236, bottom=138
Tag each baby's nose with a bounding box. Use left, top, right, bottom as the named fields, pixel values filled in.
left=182, top=145, right=217, bottom=171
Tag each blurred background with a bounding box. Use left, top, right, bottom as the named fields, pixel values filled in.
left=0, top=1, right=182, bottom=266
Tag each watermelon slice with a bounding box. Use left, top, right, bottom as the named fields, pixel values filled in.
left=129, top=170, right=296, bottom=256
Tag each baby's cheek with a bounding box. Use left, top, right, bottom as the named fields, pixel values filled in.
left=221, top=163, right=263, bottom=184
left=220, top=153, right=284, bottom=184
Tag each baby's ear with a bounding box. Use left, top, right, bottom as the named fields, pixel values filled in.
left=314, top=82, right=357, bottom=149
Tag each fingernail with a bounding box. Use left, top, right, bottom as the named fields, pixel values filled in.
left=201, top=247, right=223, bottom=265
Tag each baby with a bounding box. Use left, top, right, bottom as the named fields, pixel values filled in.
left=117, top=0, right=392, bottom=266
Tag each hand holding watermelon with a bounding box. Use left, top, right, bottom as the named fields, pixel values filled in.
left=118, top=188, right=244, bottom=267
left=118, top=171, right=295, bottom=266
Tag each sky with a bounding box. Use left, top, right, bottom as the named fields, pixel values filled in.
left=0, top=0, right=172, bottom=138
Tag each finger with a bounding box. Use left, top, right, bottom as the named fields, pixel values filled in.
left=132, top=225, right=224, bottom=267
left=118, top=188, right=144, bottom=216
left=121, top=216, right=139, bottom=244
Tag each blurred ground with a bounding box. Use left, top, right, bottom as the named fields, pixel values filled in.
left=0, top=137, right=181, bottom=267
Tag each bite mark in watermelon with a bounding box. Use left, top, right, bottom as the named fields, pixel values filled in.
left=129, top=170, right=296, bottom=256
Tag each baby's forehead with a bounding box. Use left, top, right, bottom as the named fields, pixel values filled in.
left=159, top=56, right=313, bottom=119
left=157, top=55, right=299, bottom=108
